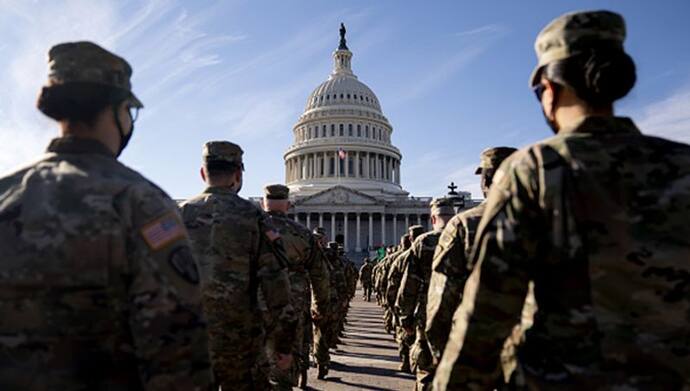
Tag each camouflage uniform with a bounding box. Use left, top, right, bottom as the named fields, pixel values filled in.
left=262, top=184, right=330, bottom=389
left=387, top=226, right=425, bottom=372
left=181, top=142, right=296, bottom=391
left=435, top=11, right=690, bottom=390
left=425, top=147, right=516, bottom=365
left=0, top=42, right=213, bottom=390
left=359, top=259, right=374, bottom=301
left=396, top=199, right=455, bottom=390
left=313, top=241, right=347, bottom=378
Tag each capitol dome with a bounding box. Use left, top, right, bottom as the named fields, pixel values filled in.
left=285, top=25, right=407, bottom=200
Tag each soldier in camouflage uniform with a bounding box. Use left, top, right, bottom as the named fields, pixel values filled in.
left=260, top=184, right=330, bottom=390
left=387, top=225, right=425, bottom=373
left=0, top=42, right=213, bottom=390
left=313, top=240, right=347, bottom=379
left=425, top=147, right=516, bottom=372
left=359, top=258, right=374, bottom=301
left=380, top=240, right=407, bottom=334
left=396, top=198, right=455, bottom=390
left=435, top=10, right=690, bottom=390
left=181, top=142, right=297, bottom=390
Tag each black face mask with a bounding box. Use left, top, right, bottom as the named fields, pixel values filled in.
left=113, top=104, right=134, bottom=157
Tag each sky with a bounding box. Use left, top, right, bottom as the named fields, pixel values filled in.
left=1, top=0, right=689, bottom=200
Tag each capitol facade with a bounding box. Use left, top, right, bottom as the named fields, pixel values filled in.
left=271, top=26, right=471, bottom=253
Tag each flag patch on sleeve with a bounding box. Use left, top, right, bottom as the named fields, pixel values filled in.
left=265, top=229, right=281, bottom=242
left=141, top=213, right=186, bottom=251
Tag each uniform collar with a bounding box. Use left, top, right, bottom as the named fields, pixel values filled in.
left=204, top=186, right=237, bottom=195
left=559, top=116, right=641, bottom=136
left=267, top=210, right=287, bottom=217
left=46, top=136, right=115, bottom=157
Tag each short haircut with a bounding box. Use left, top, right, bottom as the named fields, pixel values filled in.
left=37, top=82, right=130, bottom=125
left=204, top=160, right=241, bottom=179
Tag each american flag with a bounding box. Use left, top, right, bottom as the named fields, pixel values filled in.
left=141, top=213, right=185, bottom=250
left=338, top=148, right=346, bottom=160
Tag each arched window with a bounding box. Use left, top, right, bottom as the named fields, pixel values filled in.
left=331, top=124, right=335, bottom=136
left=313, top=127, right=318, bottom=138
left=320, top=96, right=323, bottom=102
left=365, top=125, right=369, bottom=138
left=348, top=124, right=353, bottom=136
left=340, top=93, right=344, bottom=99
left=347, top=93, right=351, bottom=99
left=357, top=124, right=361, bottom=137
left=339, top=124, right=344, bottom=136
left=326, top=95, right=330, bottom=100
left=365, top=96, right=369, bottom=102
left=322, top=125, right=326, bottom=137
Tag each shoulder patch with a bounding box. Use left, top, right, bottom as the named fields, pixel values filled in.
left=168, top=246, right=200, bottom=284
left=141, top=212, right=186, bottom=251
left=265, top=228, right=281, bottom=242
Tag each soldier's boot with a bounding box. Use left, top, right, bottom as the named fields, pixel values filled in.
left=317, top=364, right=329, bottom=380
left=399, top=360, right=411, bottom=373
left=299, top=367, right=308, bottom=389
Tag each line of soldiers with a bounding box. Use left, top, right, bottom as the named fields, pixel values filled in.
left=0, top=40, right=359, bottom=390
left=362, top=9, right=690, bottom=391
left=2, top=8, right=690, bottom=391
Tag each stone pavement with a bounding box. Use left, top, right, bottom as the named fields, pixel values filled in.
left=305, top=288, right=415, bottom=390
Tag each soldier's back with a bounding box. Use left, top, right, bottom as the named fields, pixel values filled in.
left=181, top=188, right=265, bottom=321
left=501, top=117, right=690, bottom=386
left=0, top=139, right=208, bottom=390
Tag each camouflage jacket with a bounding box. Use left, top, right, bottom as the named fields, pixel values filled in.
left=359, top=262, right=373, bottom=286
left=324, top=250, right=347, bottom=305
left=425, top=203, right=485, bottom=361
left=0, top=137, right=213, bottom=390
left=180, top=187, right=296, bottom=355
left=266, top=211, right=330, bottom=316
left=396, top=230, right=442, bottom=331
left=436, top=117, right=690, bottom=390
left=385, top=249, right=411, bottom=309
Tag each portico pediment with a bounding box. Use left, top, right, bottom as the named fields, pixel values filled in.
left=294, top=185, right=381, bottom=206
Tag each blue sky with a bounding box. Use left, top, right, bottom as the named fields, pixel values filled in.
left=1, top=0, right=689, bottom=200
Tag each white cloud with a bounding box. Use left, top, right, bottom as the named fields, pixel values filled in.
left=0, top=0, right=248, bottom=176
left=636, top=90, right=690, bottom=144
left=455, top=23, right=506, bottom=38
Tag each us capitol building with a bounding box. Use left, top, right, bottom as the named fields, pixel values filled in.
left=254, top=25, right=471, bottom=253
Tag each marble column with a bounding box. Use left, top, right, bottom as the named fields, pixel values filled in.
left=381, top=213, right=386, bottom=246
left=343, top=213, right=348, bottom=251
left=294, top=213, right=299, bottom=222
left=405, top=214, right=409, bottom=230
left=393, top=214, right=397, bottom=241
left=345, top=151, right=349, bottom=177
left=306, top=213, right=311, bottom=229
left=364, top=152, right=369, bottom=178
left=368, top=213, right=373, bottom=248
left=331, top=213, right=336, bottom=241
left=356, top=213, right=361, bottom=252
left=318, top=213, right=323, bottom=228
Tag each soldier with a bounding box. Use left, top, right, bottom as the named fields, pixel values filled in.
left=425, top=147, right=516, bottom=368
left=435, top=10, right=690, bottom=390
left=260, top=184, right=330, bottom=390
left=0, top=41, right=213, bottom=390
left=180, top=142, right=296, bottom=390
left=313, top=240, right=347, bottom=379
left=396, top=198, right=455, bottom=390
left=387, top=225, right=425, bottom=373
left=359, top=257, right=374, bottom=301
